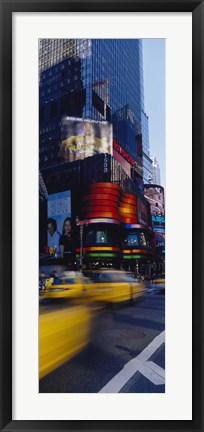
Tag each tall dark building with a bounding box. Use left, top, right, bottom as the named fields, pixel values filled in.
left=39, top=39, right=148, bottom=173
left=39, top=39, right=159, bottom=275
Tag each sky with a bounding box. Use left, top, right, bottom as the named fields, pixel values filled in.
left=142, top=39, right=165, bottom=189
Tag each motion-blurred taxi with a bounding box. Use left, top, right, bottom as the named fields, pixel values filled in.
left=152, top=274, right=165, bottom=291
left=43, top=271, right=91, bottom=300
left=147, top=274, right=165, bottom=293
left=39, top=301, right=91, bottom=379
left=152, top=274, right=165, bottom=283
left=86, top=270, right=144, bottom=304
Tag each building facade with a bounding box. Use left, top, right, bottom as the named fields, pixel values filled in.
left=41, top=156, right=157, bottom=274
left=39, top=39, right=163, bottom=276
left=144, top=184, right=165, bottom=272
left=39, top=38, right=145, bottom=170
left=141, top=110, right=153, bottom=183
left=150, top=155, right=161, bottom=185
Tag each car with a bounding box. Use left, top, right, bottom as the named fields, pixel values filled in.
left=147, top=274, right=165, bottom=293
left=39, top=302, right=92, bottom=378
left=86, top=270, right=144, bottom=304
left=152, top=274, right=165, bottom=285
left=43, top=271, right=91, bottom=300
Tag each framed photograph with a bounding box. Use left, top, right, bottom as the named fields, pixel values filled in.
left=0, top=0, right=203, bottom=431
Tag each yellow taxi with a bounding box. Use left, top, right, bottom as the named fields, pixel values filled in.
left=86, top=270, right=144, bottom=304
left=43, top=271, right=91, bottom=300
left=152, top=276, right=165, bottom=284
left=39, top=301, right=91, bottom=379
left=42, top=270, right=144, bottom=305
left=151, top=274, right=165, bottom=291
left=146, top=274, right=165, bottom=293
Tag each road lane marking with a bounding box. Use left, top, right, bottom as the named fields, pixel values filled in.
left=99, top=330, right=165, bottom=393
left=144, top=360, right=165, bottom=378
left=138, top=362, right=165, bottom=385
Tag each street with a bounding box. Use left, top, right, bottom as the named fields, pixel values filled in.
left=39, top=290, right=165, bottom=393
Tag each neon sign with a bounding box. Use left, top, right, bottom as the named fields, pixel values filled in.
left=152, top=215, right=165, bottom=224
left=113, top=139, right=135, bottom=165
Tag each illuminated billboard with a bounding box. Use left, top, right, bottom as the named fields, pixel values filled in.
left=46, top=191, right=72, bottom=259
left=155, top=231, right=165, bottom=253
left=61, top=117, right=112, bottom=162
left=144, top=185, right=165, bottom=218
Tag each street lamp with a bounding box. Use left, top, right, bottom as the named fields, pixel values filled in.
left=75, top=216, right=88, bottom=271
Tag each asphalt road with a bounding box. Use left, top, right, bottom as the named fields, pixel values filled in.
left=39, top=290, right=165, bottom=393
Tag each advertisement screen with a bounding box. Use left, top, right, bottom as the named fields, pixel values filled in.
left=61, top=117, right=112, bottom=162
left=144, top=185, right=165, bottom=222
left=155, top=231, right=165, bottom=253
left=46, top=190, right=72, bottom=259
left=152, top=214, right=165, bottom=225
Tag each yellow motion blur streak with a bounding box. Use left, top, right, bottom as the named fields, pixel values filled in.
left=39, top=305, right=91, bottom=379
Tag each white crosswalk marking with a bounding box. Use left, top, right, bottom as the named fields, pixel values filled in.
left=99, top=331, right=165, bottom=393
left=138, top=361, right=165, bottom=385
left=145, top=360, right=165, bottom=378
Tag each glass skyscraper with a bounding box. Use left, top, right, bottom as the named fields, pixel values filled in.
left=39, top=38, right=150, bottom=175
left=87, top=39, right=144, bottom=123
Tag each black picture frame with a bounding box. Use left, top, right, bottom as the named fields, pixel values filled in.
left=0, top=1, right=203, bottom=431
